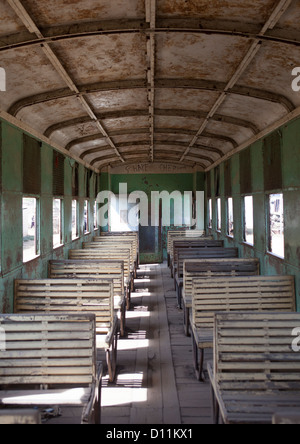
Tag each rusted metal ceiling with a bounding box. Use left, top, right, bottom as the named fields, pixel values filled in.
left=1, top=0, right=300, bottom=172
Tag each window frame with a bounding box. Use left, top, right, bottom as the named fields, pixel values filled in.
left=84, top=199, right=90, bottom=235
left=216, top=198, right=222, bottom=232
left=53, top=198, right=64, bottom=249
left=22, top=196, right=40, bottom=263
left=243, top=195, right=254, bottom=246
left=227, top=197, right=234, bottom=238
left=72, top=199, right=79, bottom=240
left=268, top=193, right=285, bottom=259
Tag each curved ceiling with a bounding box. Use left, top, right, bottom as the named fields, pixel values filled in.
left=1, top=0, right=300, bottom=172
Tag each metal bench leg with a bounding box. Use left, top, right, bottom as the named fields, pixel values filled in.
left=210, top=384, right=220, bottom=424
left=120, top=299, right=126, bottom=337
left=126, top=286, right=131, bottom=311
left=183, top=303, right=191, bottom=337
left=106, top=330, right=118, bottom=383
left=192, top=334, right=205, bottom=382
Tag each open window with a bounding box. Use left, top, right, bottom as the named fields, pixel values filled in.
left=217, top=198, right=221, bottom=232
left=268, top=194, right=284, bottom=258
left=208, top=199, right=212, bottom=229
left=227, top=198, right=234, bottom=237
left=72, top=199, right=79, bottom=240
left=243, top=196, right=254, bottom=245
left=53, top=198, right=63, bottom=248
left=23, top=197, right=39, bottom=262
left=84, top=200, right=90, bottom=234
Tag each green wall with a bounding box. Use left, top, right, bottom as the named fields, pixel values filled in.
left=100, top=171, right=205, bottom=262
left=0, top=118, right=99, bottom=313
left=206, top=116, right=300, bottom=310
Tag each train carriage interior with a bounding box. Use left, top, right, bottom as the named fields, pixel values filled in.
left=1, top=0, right=300, bottom=425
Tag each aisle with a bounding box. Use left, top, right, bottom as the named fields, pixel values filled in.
left=101, top=263, right=212, bottom=425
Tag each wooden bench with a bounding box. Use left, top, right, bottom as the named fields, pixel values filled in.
left=14, top=279, right=118, bottom=383
left=191, top=275, right=295, bottom=381
left=182, top=258, right=260, bottom=335
left=167, top=230, right=206, bottom=267
left=0, top=313, right=103, bottom=424
left=69, top=249, right=132, bottom=309
left=170, top=238, right=217, bottom=278
left=88, top=238, right=136, bottom=278
left=208, top=312, right=300, bottom=424
left=82, top=244, right=135, bottom=295
left=95, top=234, right=139, bottom=276
left=100, top=231, right=140, bottom=270
left=174, top=247, right=238, bottom=308
left=48, top=259, right=127, bottom=337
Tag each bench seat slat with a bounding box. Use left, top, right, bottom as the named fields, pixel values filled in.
left=209, top=312, right=300, bottom=424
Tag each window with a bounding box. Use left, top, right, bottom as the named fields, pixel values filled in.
left=53, top=199, right=63, bottom=248
left=269, top=194, right=284, bottom=258
left=217, top=198, right=222, bottom=232
left=72, top=199, right=78, bottom=240
left=227, top=198, right=234, bottom=237
left=84, top=200, right=89, bottom=234
left=208, top=199, right=212, bottom=229
left=243, top=196, right=254, bottom=245
left=23, top=197, right=39, bottom=262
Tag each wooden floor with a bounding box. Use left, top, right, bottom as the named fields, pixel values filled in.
left=46, top=263, right=212, bottom=425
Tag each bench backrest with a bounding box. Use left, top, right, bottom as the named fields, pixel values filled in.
left=48, top=260, right=124, bottom=296
left=69, top=249, right=131, bottom=283
left=167, top=230, right=206, bottom=254
left=173, top=239, right=223, bottom=258
left=170, top=236, right=213, bottom=260
left=94, top=235, right=138, bottom=256
left=214, top=312, right=300, bottom=391
left=183, top=258, right=260, bottom=300
left=0, top=313, right=96, bottom=387
left=100, top=231, right=139, bottom=248
left=85, top=240, right=135, bottom=269
left=14, top=279, right=114, bottom=334
left=177, top=247, right=239, bottom=278
left=192, top=275, right=296, bottom=330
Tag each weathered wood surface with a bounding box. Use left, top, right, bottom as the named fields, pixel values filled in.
left=191, top=275, right=295, bottom=381
left=0, top=313, right=102, bottom=424
left=209, top=312, right=300, bottom=424
left=171, top=239, right=222, bottom=277
left=100, top=231, right=140, bottom=268
left=84, top=240, right=135, bottom=274
left=48, top=260, right=126, bottom=336
left=68, top=249, right=132, bottom=310
left=167, top=230, right=206, bottom=260
left=182, top=258, right=260, bottom=335
left=174, top=247, right=239, bottom=307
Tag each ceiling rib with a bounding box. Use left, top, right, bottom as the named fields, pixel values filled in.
left=2, top=19, right=300, bottom=53
left=78, top=141, right=223, bottom=162
left=44, top=108, right=259, bottom=138
left=6, top=0, right=125, bottom=164
left=179, top=0, right=293, bottom=163
left=66, top=130, right=236, bottom=153
left=146, top=0, right=156, bottom=162
left=9, top=78, right=294, bottom=118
